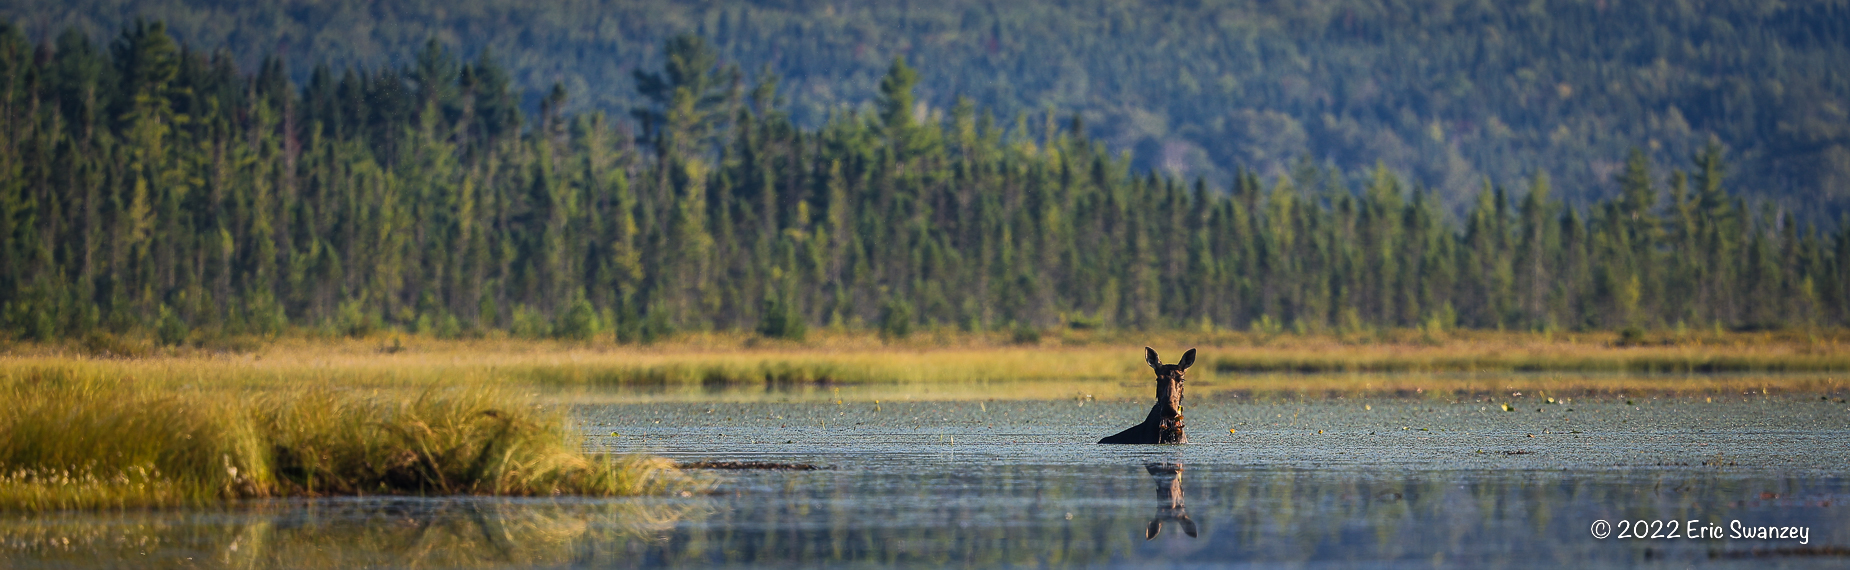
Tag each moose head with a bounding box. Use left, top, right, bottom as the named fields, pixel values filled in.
left=1099, top=347, right=1196, bottom=444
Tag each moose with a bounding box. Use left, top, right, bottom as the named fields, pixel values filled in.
left=1141, top=462, right=1198, bottom=539
left=1098, top=347, right=1194, bottom=444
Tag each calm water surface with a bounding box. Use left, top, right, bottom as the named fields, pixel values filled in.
left=6, top=389, right=1849, bottom=568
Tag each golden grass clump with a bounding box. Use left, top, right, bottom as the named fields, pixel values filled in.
left=0, top=369, right=687, bottom=511
left=257, top=388, right=680, bottom=497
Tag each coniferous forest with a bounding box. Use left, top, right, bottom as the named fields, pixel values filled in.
left=9, top=1, right=1850, bottom=219
left=0, top=20, right=1846, bottom=344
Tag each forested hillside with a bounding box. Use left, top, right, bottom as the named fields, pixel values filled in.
left=3, top=0, right=1848, bottom=219
left=0, top=21, right=1844, bottom=343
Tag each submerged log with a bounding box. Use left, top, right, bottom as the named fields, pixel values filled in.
left=1099, top=347, right=1194, bottom=444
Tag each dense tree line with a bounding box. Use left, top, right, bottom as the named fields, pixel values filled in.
left=7, top=0, right=1849, bottom=221
left=0, top=22, right=1845, bottom=343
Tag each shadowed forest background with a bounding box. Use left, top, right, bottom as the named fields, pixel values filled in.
left=0, top=0, right=1848, bottom=343
left=10, top=0, right=1850, bottom=215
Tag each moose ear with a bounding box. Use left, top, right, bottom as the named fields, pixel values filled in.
left=1177, top=348, right=1197, bottom=371
left=1145, top=347, right=1161, bottom=369
left=1180, top=516, right=1199, bottom=538
left=1145, top=519, right=1162, bottom=540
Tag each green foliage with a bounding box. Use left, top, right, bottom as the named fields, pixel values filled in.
left=435, top=313, right=464, bottom=340
left=11, top=1, right=1850, bottom=217
left=1250, top=315, right=1284, bottom=337
left=1617, top=326, right=1649, bottom=347
left=156, top=305, right=187, bottom=346
left=1064, top=311, right=1104, bottom=331
left=637, top=309, right=675, bottom=345
left=555, top=299, right=601, bottom=341
left=336, top=300, right=379, bottom=338
left=1010, top=324, right=1042, bottom=345
left=878, top=300, right=914, bottom=340
left=245, top=295, right=288, bottom=337
left=756, top=296, right=806, bottom=341
left=510, top=305, right=553, bottom=340
left=4, top=301, right=50, bottom=343
left=0, top=22, right=1845, bottom=345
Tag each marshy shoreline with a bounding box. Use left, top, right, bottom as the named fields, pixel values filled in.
left=2, top=330, right=1846, bottom=511
left=0, top=374, right=694, bottom=512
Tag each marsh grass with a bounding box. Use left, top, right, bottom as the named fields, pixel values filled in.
left=0, top=369, right=690, bottom=511
left=1204, top=342, right=1850, bottom=374
left=4, top=329, right=1846, bottom=405
left=1, top=337, right=1146, bottom=390
left=13, top=326, right=1850, bottom=376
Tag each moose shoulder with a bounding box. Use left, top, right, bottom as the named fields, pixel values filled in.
left=1098, top=347, right=1194, bottom=444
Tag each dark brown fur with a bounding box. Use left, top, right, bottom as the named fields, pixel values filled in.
left=1098, top=347, right=1194, bottom=444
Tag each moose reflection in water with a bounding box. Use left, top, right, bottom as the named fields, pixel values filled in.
left=1099, top=347, right=1194, bottom=444
left=1142, top=462, right=1199, bottom=540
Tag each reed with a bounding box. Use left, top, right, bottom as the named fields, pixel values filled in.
left=13, top=327, right=1850, bottom=378
left=1205, top=342, right=1850, bottom=374
left=4, top=329, right=1846, bottom=403
left=0, top=369, right=690, bottom=511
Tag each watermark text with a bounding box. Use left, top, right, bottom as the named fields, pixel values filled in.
left=1590, top=519, right=1809, bottom=544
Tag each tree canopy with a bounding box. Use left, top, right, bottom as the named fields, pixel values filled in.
left=7, top=0, right=1848, bottom=220
left=0, top=21, right=1845, bottom=345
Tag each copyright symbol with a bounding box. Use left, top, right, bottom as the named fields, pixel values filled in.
left=1590, top=520, right=1611, bottom=539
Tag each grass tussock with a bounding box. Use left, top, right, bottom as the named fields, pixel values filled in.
left=0, top=370, right=689, bottom=511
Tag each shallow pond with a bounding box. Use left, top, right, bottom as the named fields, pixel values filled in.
left=6, top=390, right=1849, bottom=568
